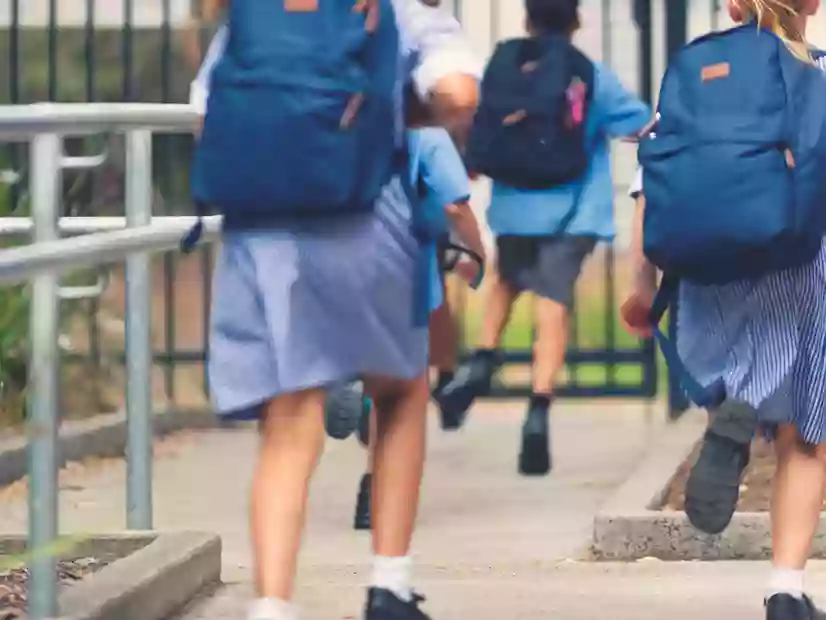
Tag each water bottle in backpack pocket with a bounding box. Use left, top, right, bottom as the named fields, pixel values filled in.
left=466, top=35, right=595, bottom=189
left=191, top=0, right=400, bottom=228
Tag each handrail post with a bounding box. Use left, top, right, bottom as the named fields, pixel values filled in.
left=27, top=133, right=62, bottom=620
left=124, top=129, right=154, bottom=529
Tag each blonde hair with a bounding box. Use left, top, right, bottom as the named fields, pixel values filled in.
left=735, top=0, right=813, bottom=62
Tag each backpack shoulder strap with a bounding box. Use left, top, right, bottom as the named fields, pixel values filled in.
left=649, top=274, right=726, bottom=408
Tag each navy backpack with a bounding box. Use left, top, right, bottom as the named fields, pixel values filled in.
left=639, top=26, right=826, bottom=407
left=188, top=0, right=399, bottom=240
left=465, top=35, right=595, bottom=189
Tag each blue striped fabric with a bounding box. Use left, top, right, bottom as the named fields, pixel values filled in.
left=677, top=239, right=826, bottom=443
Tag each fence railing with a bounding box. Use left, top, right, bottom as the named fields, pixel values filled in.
left=0, top=102, right=211, bottom=620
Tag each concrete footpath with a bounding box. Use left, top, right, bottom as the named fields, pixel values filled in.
left=2, top=400, right=822, bottom=619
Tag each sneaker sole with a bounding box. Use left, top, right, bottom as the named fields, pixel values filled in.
left=325, top=384, right=365, bottom=441
left=684, top=400, right=757, bottom=535
left=519, top=429, right=551, bottom=476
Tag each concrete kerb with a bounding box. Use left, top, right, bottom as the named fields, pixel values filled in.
left=592, top=408, right=805, bottom=561
left=0, top=408, right=237, bottom=487
left=2, top=531, right=221, bottom=620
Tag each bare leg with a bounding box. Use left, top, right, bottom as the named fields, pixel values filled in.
left=429, top=300, right=458, bottom=374
left=531, top=296, right=569, bottom=395
left=764, top=424, right=826, bottom=617
left=430, top=292, right=462, bottom=429
left=478, top=269, right=518, bottom=349
left=366, top=373, right=430, bottom=557
left=251, top=388, right=326, bottom=600
left=771, top=425, right=826, bottom=570
left=367, top=407, right=377, bottom=473
left=435, top=270, right=518, bottom=418
left=517, top=296, right=569, bottom=477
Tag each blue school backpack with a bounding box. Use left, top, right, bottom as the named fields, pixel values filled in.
left=465, top=35, right=595, bottom=189
left=640, top=25, right=826, bottom=286
left=187, top=0, right=399, bottom=243
left=640, top=27, right=826, bottom=408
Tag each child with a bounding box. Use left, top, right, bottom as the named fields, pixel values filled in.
left=328, top=126, right=485, bottom=532
left=623, top=1, right=826, bottom=617
left=191, top=3, right=482, bottom=620
left=437, top=0, right=651, bottom=477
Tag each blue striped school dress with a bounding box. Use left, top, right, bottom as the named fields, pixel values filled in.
left=198, top=2, right=482, bottom=419
left=632, top=51, right=826, bottom=445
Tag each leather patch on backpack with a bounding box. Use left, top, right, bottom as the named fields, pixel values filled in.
left=284, top=0, right=318, bottom=11
left=701, top=62, right=730, bottom=81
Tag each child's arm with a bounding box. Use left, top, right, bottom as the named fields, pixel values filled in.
left=445, top=200, right=485, bottom=264
left=593, top=65, right=652, bottom=140
left=419, top=130, right=486, bottom=264
left=397, top=2, right=482, bottom=146
left=190, top=23, right=229, bottom=132
left=620, top=167, right=658, bottom=337
left=629, top=168, right=657, bottom=289
left=631, top=195, right=658, bottom=291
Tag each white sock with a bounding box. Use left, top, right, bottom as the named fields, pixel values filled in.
left=370, top=555, right=413, bottom=602
left=767, top=567, right=805, bottom=600
left=248, top=597, right=298, bottom=620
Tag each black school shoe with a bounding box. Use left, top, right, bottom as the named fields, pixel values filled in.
left=766, top=594, right=826, bottom=620
left=432, top=382, right=465, bottom=431
left=364, top=588, right=432, bottom=620
left=518, top=402, right=552, bottom=476
left=354, top=473, right=372, bottom=531
left=433, top=350, right=501, bottom=426
left=684, top=400, right=757, bottom=534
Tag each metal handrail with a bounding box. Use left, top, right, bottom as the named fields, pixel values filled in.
left=0, top=103, right=201, bottom=620
left=0, top=214, right=218, bottom=237
left=0, top=102, right=198, bottom=140
left=0, top=216, right=222, bottom=285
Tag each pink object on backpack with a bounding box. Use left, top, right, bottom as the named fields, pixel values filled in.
left=566, top=77, right=586, bottom=128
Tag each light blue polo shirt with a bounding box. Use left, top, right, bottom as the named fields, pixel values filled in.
left=408, top=127, right=471, bottom=312
left=487, top=63, right=651, bottom=240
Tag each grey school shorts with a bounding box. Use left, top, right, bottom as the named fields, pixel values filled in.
left=496, top=235, right=596, bottom=308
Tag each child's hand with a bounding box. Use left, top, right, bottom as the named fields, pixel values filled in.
left=621, top=282, right=656, bottom=338
left=454, top=256, right=481, bottom=287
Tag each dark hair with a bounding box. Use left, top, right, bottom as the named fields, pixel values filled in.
left=525, top=0, right=580, bottom=34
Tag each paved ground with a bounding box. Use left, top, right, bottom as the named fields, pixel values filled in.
left=5, top=399, right=826, bottom=619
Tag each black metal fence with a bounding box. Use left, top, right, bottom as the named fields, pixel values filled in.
left=0, top=0, right=720, bottom=410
